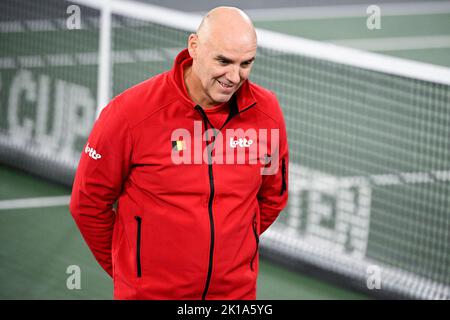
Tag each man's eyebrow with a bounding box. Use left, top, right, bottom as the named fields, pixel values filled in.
left=215, top=55, right=233, bottom=63
left=215, top=55, right=255, bottom=63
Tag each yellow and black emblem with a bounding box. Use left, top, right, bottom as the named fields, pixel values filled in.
left=171, top=140, right=186, bottom=151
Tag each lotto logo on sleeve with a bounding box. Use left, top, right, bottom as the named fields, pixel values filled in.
left=84, top=143, right=102, bottom=160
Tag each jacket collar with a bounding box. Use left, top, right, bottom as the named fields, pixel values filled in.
left=170, top=48, right=257, bottom=113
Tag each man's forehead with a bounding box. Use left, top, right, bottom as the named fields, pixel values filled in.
left=204, top=36, right=257, bottom=59
left=201, top=30, right=256, bottom=48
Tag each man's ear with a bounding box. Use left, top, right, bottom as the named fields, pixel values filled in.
left=187, top=33, right=199, bottom=58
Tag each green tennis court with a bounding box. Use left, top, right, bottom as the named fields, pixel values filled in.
left=0, top=165, right=368, bottom=299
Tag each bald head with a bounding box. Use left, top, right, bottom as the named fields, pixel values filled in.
left=197, top=7, right=257, bottom=46
left=185, top=7, right=257, bottom=109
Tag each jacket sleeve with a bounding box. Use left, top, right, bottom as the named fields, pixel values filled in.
left=69, top=98, right=132, bottom=277
left=257, top=97, right=289, bottom=234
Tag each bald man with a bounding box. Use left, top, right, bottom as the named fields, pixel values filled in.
left=70, top=7, right=289, bottom=300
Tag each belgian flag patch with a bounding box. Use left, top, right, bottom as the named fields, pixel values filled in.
left=172, top=140, right=186, bottom=151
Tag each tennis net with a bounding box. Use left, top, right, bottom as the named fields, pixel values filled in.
left=1, top=0, right=449, bottom=299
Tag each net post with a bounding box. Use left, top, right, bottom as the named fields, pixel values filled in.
left=96, top=0, right=112, bottom=118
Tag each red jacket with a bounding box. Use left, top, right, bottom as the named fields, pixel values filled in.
left=70, top=49, right=289, bottom=300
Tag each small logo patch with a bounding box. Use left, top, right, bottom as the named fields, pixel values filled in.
left=85, top=143, right=102, bottom=160
left=230, top=138, right=253, bottom=148
left=172, top=140, right=186, bottom=151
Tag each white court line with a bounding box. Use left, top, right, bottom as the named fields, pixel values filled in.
left=244, top=1, right=450, bottom=21
left=329, top=35, right=450, bottom=51
left=0, top=195, right=71, bottom=210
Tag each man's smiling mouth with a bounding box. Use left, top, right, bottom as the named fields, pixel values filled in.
left=217, top=79, right=233, bottom=88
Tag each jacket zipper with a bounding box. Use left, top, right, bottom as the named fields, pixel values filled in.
left=134, top=216, right=142, bottom=278
left=250, top=215, right=260, bottom=271
left=194, top=102, right=256, bottom=299
left=195, top=106, right=216, bottom=300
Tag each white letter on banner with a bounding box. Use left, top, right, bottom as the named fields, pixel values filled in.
left=8, top=70, right=37, bottom=144
left=61, top=82, right=95, bottom=163
left=35, top=74, right=64, bottom=153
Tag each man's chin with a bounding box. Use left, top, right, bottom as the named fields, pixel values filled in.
left=212, top=93, right=234, bottom=104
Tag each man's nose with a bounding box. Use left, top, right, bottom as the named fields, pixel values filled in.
left=226, top=65, right=241, bottom=84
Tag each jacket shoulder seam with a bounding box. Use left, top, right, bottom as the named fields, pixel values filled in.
left=253, top=103, right=282, bottom=128
left=110, top=98, right=134, bottom=157
left=128, top=97, right=180, bottom=130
